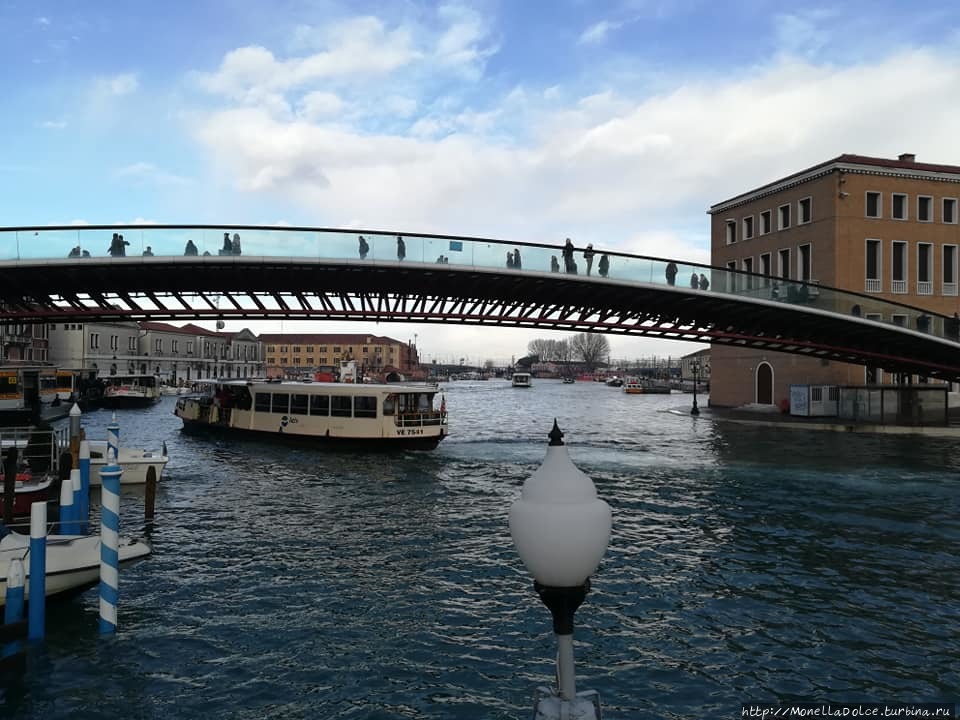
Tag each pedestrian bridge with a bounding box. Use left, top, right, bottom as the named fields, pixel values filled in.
left=1, top=224, right=959, bottom=381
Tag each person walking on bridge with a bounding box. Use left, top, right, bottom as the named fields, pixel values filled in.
left=562, top=238, right=575, bottom=273
left=583, top=244, right=595, bottom=275
left=358, top=235, right=369, bottom=259
left=396, top=235, right=406, bottom=261
left=690, top=271, right=699, bottom=289
left=598, top=254, right=609, bottom=277
left=665, top=261, right=678, bottom=286
left=513, top=247, right=522, bottom=270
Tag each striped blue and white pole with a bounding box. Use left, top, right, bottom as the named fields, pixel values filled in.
left=3, top=558, right=24, bottom=659
left=79, top=439, right=91, bottom=534
left=70, top=468, right=82, bottom=533
left=106, top=413, right=120, bottom=463
left=99, top=449, right=122, bottom=634
left=58, top=472, right=76, bottom=535
left=28, top=502, right=47, bottom=641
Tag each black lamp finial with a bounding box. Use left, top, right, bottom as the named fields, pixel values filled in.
left=548, top=419, right=564, bottom=446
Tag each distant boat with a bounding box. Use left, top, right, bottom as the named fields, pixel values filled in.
left=511, top=372, right=532, bottom=388
left=623, top=378, right=671, bottom=394
left=100, top=374, right=162, bottom=409
left=561, top=377, right=576, bottom=384
left=605, top=376, right=624, bottom=387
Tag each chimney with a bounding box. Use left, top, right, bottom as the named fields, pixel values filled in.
left=898, top=153, right=916, bottom=162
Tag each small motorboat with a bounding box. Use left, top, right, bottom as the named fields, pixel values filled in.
left=561, top=377, right=576, bottom=384
left=0, top=527, right=151, bottom=605
left=605, top=376, right=624, bottom=387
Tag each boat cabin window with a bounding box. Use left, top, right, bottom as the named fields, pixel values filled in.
left=272, top=393, right=290, bottom=413
left=56, top=373, right=73, bottom=391
left=255, top=392, right=271, bottom=412
left=354, top=396, right=377, bottom=419
left=291, top=393, right=309, bottom=415
left=310, top=394, right=329, bottom=416
left=383, top=394, right=396, bottom=415
left=40, top=374, right=57, bottom=394
left=331, top=395, right=352, bottom=417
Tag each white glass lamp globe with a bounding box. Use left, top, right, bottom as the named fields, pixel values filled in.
left=509, top=421, right=612, bottom=587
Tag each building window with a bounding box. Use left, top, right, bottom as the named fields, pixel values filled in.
left=267, top=357, right=275, bottom=365
left=306, top=346, right=314, bottom=352
left=172, top=340, right=179, bottom=353
left=866, top=191, right=881, bottom=218
left=319, top=346, right=327, bottom=352
left=293, top=346, right=301, bottom=353
left=891, top=241, right=907, bottom=293
left=760, top=253, right=772, bottom=287
left=306, top=357, right=314, bottom=364
left=742, top=257, right=754, bottom=291
left=319, top=357, right=327, bottom=364
left=865, top=239, right=882, bottom=292
left=778, top=248, right=791, bottom=279
left=798, top=243, right=812, bottom=282
left=294, top=358, right=301, bottom=365
left=798, top=197, right=812, bottom=224
left=110, top=335, right=119, bottom=351
left=128, top=337, right=137, bottom=351
left=891, top=314, right=907, bottom=327
left=187, top=341, right=194, bottom=354
left=760, top=210, right=772, bottom=235
left=892, top=193, right=908, bottom=220
left=267, top=345, right=276, bottom=352
left=778, top=204, right=791, bottom=230
left=90, top=333, right=100, bottom=350
left=155, top=338, right=163, bottom=353
left=725, top=219, right=736, bottom=244
left=918, top=196, right=933, bottom=222
left=742, top=216, right=754, bottom=240
left=726, top=261, right=737, bottom=293
left=280, top=357, right=288, bottom=365
left=279, top=345, right=288, bottom=353
left=917, top=243, right=932, bottom=295
left=333, top=346, right=341, bottom=353
left=943, top=245, right=957, bottom=296
left=944, top=198, right=958, bottom=224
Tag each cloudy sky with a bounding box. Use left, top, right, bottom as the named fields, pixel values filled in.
left=4, top=0, right=960, bottom=364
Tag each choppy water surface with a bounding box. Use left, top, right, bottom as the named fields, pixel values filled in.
left=2, top=381, right=958, bottom=719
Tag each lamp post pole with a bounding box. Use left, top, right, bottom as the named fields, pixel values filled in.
left=691, top=361, right=700, bottom=416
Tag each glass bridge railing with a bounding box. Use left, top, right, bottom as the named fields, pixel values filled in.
left=1, top=225, right=957, bottom=345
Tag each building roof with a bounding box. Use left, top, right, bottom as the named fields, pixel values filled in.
left=709, top=153, right=960, bottom=214
left=257, top=333, right=406, bottom=345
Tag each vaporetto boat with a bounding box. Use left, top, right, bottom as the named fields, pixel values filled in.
left=174, top=378, right=448, bottom=450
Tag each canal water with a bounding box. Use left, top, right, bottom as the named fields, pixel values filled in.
left=1, top=381, right=957, bottom=719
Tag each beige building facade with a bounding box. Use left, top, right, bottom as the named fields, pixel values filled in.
left=709, top=153, right=960, bottom=407
left=258, top=333, right=420, bottom=378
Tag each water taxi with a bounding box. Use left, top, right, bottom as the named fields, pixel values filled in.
left=174, top=378, right=448, bottom=450
left=100, top=374, right=162, bottom=409
left=511, top=372, right=532, bottom=388
left=623, top=378, right=671, bottom=395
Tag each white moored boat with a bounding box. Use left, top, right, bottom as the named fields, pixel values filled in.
left=174, top=378, right=448, bottom=450
left=100, top=374, right=162, bottom=409
left=511, top=372, right=532, bottom=388
left=86, top=441, right=169, bottom=487
left=0, top=529, right=151, bottom=605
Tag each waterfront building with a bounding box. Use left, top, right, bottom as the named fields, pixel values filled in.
left=709, top=153, right=960, bottom=408
left=46, top=321, right=264, bottom=382
left=258, top=333, right=419, bottom=379
left=2, top=321, right=49, bottom=362
left=46, top=319, right=142, bottom=377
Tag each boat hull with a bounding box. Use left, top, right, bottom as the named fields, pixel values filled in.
left=0, top=533, right=152, bottom=605
left=86, top=442, right=168, bottom=486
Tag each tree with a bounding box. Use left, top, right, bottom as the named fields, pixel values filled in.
left=570, top=332, right=610, bottom=370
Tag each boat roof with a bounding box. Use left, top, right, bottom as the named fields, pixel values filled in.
left=205, top=378, right=440, bottom=393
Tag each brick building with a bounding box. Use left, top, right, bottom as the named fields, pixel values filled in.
left=258, top=333, right=420, bottom=379
left=709, top=153, right=960, bottom=407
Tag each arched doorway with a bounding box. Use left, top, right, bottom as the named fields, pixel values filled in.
left=756, top=362, right=774, bottom=404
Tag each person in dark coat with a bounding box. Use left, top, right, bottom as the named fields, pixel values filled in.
left=506, top=251, right=514, bottom=269
left=184, top=240, right=199, bottom=256
left=583, top=244, right=595, bottom=275
left=396, top=235, right=406, bottom=261
left=358, top=235, right=369, bottom=259
left=513, top=247, right=522, bottom=270
left=665, top=261, right=678, bottom=286
left=562, top=238, right=575, bottom=273
left=550, top=256, right=560, bottom=272
left=699, top=273, right=709, bottom=291
left=690, top=272, right=699, bottom=289
left=598, top=254, right=609, bottom=277
left=220, top=232, right=233, bottom=255
left=232, top=233, right=242, bottom=255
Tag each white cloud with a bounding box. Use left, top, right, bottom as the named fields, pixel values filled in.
left=98, top=72, right=138, bottom=96
left=116, top=162, right=190, bottom=186
left=195, top=18, right=418, bottom=104
left=40, top=120, right=66, bottom=129
left=297, top=91, right=346, bottom=120
left=192, top=48, right=960, bottom=254
left=36, top=16, right=50, bottom=26
left=434, top=4, right=498, bottom=73
left=578, top=20, right=620, bottom=45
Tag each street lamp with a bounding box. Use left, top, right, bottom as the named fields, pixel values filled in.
left=509, top=420, right=611, bottom=719
left=691, top=361, right=709, bottom=416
